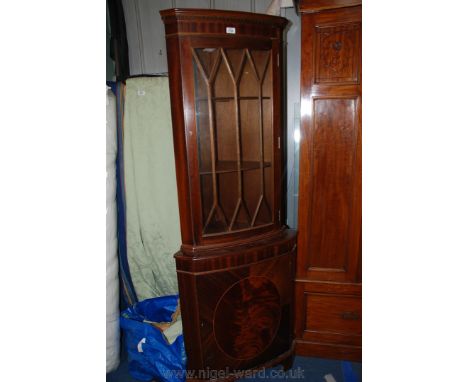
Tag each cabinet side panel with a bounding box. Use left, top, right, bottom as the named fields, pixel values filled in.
left=164, top=34, right=195, bottom=244
left=176, top=270, right=204, bottom=370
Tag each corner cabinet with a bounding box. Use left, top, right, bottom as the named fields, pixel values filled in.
left=160, top=9, right=297, bottom=380
left=295, top=0, right=362, bottom=361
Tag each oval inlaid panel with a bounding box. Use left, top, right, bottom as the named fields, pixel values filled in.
left=213, top=276, right=281, bottom=360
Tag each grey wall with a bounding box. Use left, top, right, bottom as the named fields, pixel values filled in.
left=282, top=6, right=301, bottom=229
left=106, top=2, right=115, bottom=81
left=121, top=0, right=273, bottom=75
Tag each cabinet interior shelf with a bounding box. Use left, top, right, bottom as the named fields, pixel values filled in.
left=199, top=160, right=271, bottom=175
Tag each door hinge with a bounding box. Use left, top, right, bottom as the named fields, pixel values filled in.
left=278, top=137, right=281, bottom=149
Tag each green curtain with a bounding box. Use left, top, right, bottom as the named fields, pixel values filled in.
left=124, top=77, right=181, bottom=300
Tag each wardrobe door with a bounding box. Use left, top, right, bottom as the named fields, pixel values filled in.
left=298, top=5, right=361, bottom=285
left=295, top=4, right=361, bottom=361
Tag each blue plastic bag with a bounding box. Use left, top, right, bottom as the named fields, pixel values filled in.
left=120, top=295, right=187, bottom=382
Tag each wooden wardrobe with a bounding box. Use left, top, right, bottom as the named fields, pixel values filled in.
left=294, top=0, right=362, bottom=361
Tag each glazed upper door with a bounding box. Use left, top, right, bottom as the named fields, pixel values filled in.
left=190, top=42, right=279, bottom=239
left=161, top=9, right=287, bottom=250
left=297, top=6, right=362, bottom=283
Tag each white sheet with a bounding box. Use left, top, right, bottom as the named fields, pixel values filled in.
left=106, top=86, right=120, bottom=373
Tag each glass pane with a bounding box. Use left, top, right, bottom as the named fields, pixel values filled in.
left=196, top=48, right=217, bottom=78
left=251, top=50, right=270, bottom=77
left=214, top=100, right=237, bottom=162
left=214, top=52, right=234, bottom=98
left=261, top=51, right=272, bottom=98
left=194, top=62, right=211, bottom=173
left=261, top=95, right=273, bottom=225
left=239, top=53, right=259, bottom=98
left=193, top=50, right=214, bottom=229
left=200, top=174, right=214, bottom=229
left=225, top=49, right=244, bottom=78
left=239, top=98, right=260, bottom=222
left=193, top=47, right=274, bottom=235
left=256, top=50, right=273, bottom=226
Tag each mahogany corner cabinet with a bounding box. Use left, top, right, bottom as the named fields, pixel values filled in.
left=160, top=8, right=297, bottom=381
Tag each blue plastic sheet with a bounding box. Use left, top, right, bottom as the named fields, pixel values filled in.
left=120, top=295, right=186, bottom=382
left=341, top=361, right=358, bottom=382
